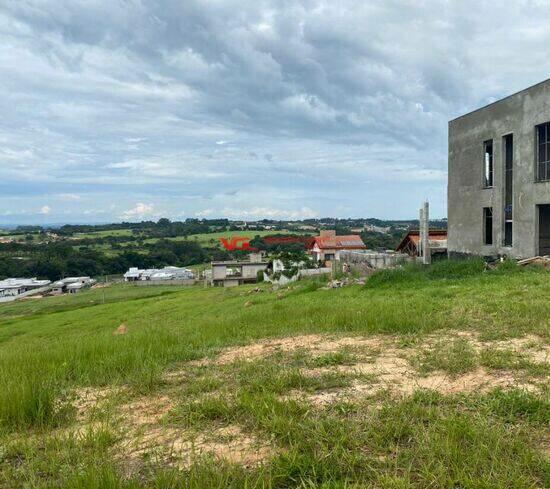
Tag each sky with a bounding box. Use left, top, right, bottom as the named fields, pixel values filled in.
left=2, top=0, right=550, bottom=225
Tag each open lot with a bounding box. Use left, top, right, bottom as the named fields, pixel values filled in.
left=0, top=260, right=548, bottom=487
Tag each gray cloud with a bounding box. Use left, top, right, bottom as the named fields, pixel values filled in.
left=1, top=1, right=550, bottom=223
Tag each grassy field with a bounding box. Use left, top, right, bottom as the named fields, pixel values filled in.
left=73, top=229, right=135, bottom=239
left=0, top=260, right=548, bottom=487
left=0, top=284, right=186, bottom=322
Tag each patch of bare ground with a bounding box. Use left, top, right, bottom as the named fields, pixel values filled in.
left=184, top=332, right=547, bottom=367
left=199, top=332, right=547, bottom=407
left=120, top=394, right=175, bottom=427
left=194, top=334, right=388, bottom=366
left=70, top=388, right=271, bottom=472
left=121, top=424, right=272, bottom=472
left=449, top=332, right=549, bottom=363
left=296, top=360, right=541, bottom=407
left=72, top=386, right=121, bottom=421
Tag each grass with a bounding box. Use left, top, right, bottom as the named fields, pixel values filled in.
left=0, top=284, right=184, bottom=322
left=0, top=260, right=548, bottom=486
left=73, top=229, right=135, bottom=239
left=414, top=338, right=478, bottom=376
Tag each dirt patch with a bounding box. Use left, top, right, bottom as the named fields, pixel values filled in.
left=114, top=323, right=128, bottom=335
left=177, top=332, right=548, bottom=406
left=72, top=386, right=120, bottom=421
left=471, top=334, right=549, bottom=363
left=70, top=391, right=272, bottom=472
left=270, top=333, right=548, bottom=406
left=205, top=334, right=386, bottom=365
left=69, top=388, right=271, bottom=472
left=295, top=363, right=541, bottom=407
left=120, top=394, right=175, bottom=426
left=121, top=423, right=272, bottom=471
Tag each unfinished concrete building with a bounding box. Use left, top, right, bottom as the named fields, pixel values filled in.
left=448, top=79, right=550, bottom=258
left=210, top=253, right=268, bottom=287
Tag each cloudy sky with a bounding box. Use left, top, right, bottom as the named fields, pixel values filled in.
left=1, top=0, right=550, bottom=225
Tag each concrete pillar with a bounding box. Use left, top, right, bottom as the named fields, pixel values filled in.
left=420, top=201, right=431, bottom=265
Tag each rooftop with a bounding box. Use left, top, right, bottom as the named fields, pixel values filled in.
left=311, top=234, right=366, bottom=250
left=0, top=278, right=51, bottom=289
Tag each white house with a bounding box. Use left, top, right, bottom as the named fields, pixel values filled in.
left=0, top=278, right=52, bottom=302
left=123, top=266, right=195, bottom=282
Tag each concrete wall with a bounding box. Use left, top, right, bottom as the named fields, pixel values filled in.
left=241, top=264, right=267, bottom=279
left=212, top=265, right=227, bottom=280
left=449, top=80, right=550, bottom=258
left=339, top=250, right=411, bottom=269
left=298, top=267, right=332, bottom=277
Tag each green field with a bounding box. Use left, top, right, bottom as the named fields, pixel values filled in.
left=0, top=260, right=548, bottom=487
left=73, top=229, right=135, bottom=239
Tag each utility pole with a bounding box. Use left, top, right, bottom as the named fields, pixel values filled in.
left=420, top=201, right=431, bottom=265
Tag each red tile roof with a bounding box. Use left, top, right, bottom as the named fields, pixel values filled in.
left=310, top=234, right=366, bottom=250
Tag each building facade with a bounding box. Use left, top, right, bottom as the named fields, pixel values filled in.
left=210, top=253, right=268, bottom=287
left=448, top=79, right=550, bottom=258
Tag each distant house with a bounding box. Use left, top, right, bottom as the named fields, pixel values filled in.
left=396, top=230, right=448, bottom=258
left=308, top=230, right=366, bottom=261
left=124, top=266, right=195, bottom=282
left=0, top=278, right=51, bottom=302
left=51, top=277, right=95, bottom=295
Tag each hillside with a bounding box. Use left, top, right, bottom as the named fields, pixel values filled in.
left=0, top=261, right=548, bottom=487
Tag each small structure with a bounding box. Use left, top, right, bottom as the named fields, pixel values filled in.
left=124, top=266, right=195, bottom=283
left=51, top=277, right=95, bottom=295
left=308, top=230, right=366, bottom=262
left=211, top=253, right=268, bottom=287
left=0, top=278, right=52, bottom=302
left=396, top=230, right=448, bottom=258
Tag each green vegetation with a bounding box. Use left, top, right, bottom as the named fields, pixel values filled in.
left=0, top=219, right=311, bottom=281
left=0, top=215, right=445, bottom=282
left=0, top=260, right=547, bottom=487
